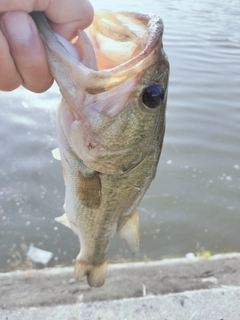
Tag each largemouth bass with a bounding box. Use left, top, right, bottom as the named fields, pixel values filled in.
left=32, top=10, right=169, bottom=287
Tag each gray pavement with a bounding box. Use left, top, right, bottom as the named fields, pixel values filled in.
left=1, top=286, right=240, bottom=320
left=1, top=253, right=240, bottom=319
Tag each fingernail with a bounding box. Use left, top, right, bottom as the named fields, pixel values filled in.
left=2, top=12, right=33, bottom=41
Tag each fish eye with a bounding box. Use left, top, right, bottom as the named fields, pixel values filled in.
left=142, top=82, right=165, bottom=109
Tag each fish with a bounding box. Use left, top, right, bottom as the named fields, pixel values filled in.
left=31, top=10, right=169, bottom=287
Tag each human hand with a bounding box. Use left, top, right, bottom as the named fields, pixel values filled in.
left=0, top=0, right=93, bottom=93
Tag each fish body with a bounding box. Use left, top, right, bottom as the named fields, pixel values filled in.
left=32, top=10, right=169, bottom=287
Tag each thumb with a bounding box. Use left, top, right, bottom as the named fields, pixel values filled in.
left=45, top=0, right=94, bottom=40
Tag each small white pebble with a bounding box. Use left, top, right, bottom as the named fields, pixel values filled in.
left=69, top=278, right=75, bottom=284
left=202, top=277, right=218, bottom=284
left=186, top=252, right=196, bottom=260
left=142, top=284, right=147, bottom=297
left=77, top=294, right=84, bottom=303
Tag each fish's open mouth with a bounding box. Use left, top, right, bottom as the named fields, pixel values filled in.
left=33, top=11, right=164, bottom=96
left=84, top=11, right=164, bottom=93
left=85, top=11, right=152, bottom=70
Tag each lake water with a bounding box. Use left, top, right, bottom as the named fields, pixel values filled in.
left=0, top=0, right=239, bottom=271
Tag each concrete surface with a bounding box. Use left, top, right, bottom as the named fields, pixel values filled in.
left=1, top=287, right=240, bottom=320
left=1, top=253, right=240, bottom=319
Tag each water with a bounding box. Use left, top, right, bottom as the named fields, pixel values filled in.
left=0, top=0, right=239, bottom=271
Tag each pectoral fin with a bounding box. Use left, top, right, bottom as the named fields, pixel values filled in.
left=55, top=213, right=71, bottom=229
left=52, top=148, right=61, bottom=160
left=117, top=208, right=140, bottom=254
left=78, top=171, right=102, bottom=209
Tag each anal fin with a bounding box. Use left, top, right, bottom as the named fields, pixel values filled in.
left=117, top=209, right=140, bottom=254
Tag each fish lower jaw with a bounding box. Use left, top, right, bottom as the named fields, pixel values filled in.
left=74, top=258, right=108, bottom=288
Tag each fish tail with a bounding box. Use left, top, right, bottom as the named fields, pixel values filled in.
left=74, top=258, right=108, bottom=287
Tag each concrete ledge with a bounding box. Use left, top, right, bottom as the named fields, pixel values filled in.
left=1, top=252, right=240, bottom=278
left=1, top=253, right=240, bottom=319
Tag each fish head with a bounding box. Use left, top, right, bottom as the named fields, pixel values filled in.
left=81, top=12, right=169, bottom=174
left=34, top=10, right=169, bottom=175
